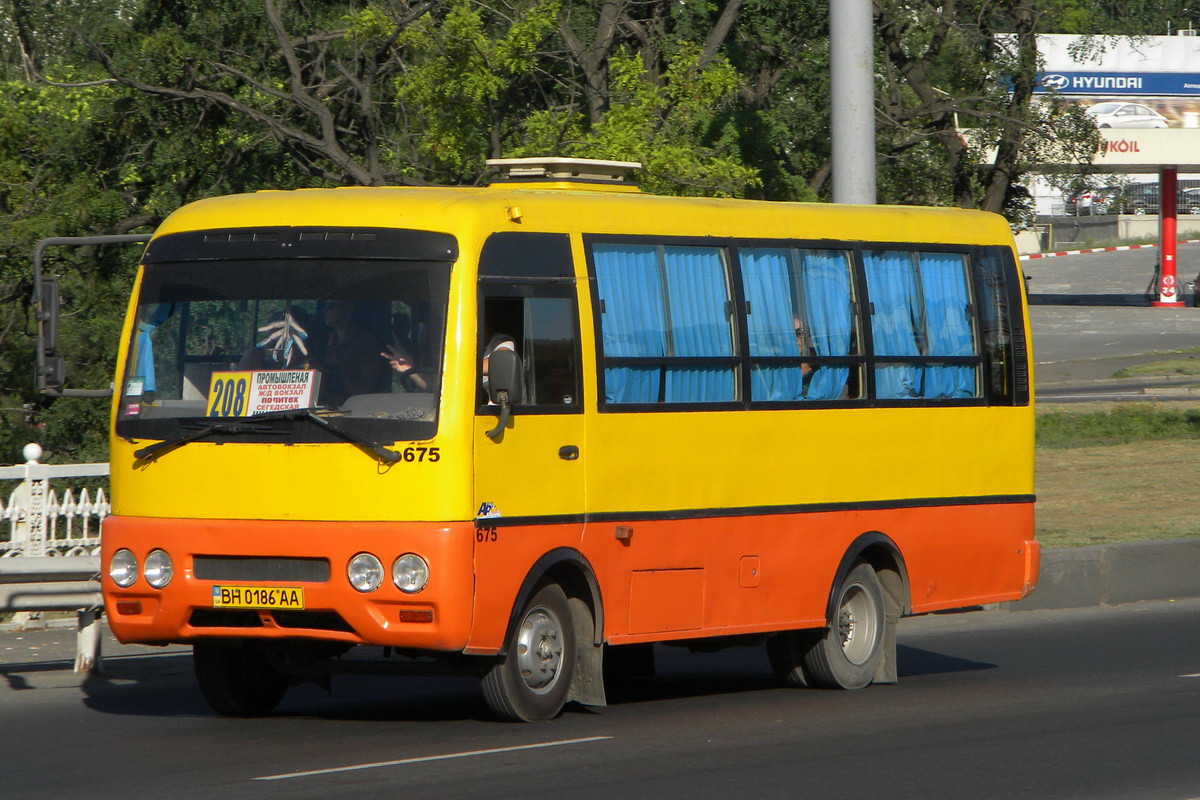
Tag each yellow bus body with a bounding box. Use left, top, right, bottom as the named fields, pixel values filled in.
left=102, top=182, right=1036, bottom=661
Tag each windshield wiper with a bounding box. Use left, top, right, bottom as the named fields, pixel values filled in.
left=133, top=409, right=401, bottom=465
left=133, top=419, right=280, bottom=463
left=245, top=408, right=401, bottom=464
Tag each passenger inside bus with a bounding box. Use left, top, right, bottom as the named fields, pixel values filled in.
left=382, top=311, right=429, bottom=392
left=311, top=300, right=390, bottom=405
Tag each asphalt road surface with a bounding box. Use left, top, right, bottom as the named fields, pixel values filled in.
left=3, top=600, right=1198, bottom=800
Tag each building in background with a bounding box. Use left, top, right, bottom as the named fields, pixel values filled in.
left=1027, top=32, right=1200, bottom=215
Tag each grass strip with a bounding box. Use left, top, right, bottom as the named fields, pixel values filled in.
left=1037, top=404, right=1200, bottom=449
left=1113, top=356, right=1200, bottom=378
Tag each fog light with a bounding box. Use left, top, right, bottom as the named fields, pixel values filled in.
left=392, top=553, right=429, bottom=594
left=109, top=549, right=137, bottom=588
left=347, top=552, right=383, bottom=592
left=143, top=549, right=173, bottom=589
left=116, top=601, right=142, bottom=616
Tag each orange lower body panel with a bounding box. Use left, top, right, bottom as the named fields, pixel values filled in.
left=101, top=516, right=475, bottom=651
left=466, top=500, right=1036, bottom=652
left=104, top=501, right=1036, bottom=656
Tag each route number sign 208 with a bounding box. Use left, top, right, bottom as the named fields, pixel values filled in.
left=209, top=376, right=249, bottom=417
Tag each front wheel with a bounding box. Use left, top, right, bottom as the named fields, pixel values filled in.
left=193, top=641, right=288, bottom=716
left=482, top=583, right=576, bottom=721
left=803, top=562, right=886, bottom=690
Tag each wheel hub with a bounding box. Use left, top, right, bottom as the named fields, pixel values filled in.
left=837, top=583, right=878, bottom=666
left=515, top=606, right=564, bottom=693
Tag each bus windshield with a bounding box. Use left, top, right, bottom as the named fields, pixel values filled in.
left=117, top=256, right=450, bottom=444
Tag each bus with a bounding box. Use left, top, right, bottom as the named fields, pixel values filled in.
left=43, top=157, right=1038, bottom=721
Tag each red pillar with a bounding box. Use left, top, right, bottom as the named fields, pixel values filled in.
left=1153, top=165, right=1184, bottom=307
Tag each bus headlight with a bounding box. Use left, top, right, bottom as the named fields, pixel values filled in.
left=347, top=553, right=384, bottom=592
left=109, top=549, right=138, bottom=588
left=392, top=554, right=429, bottom=594
left=143, top=549, right=173, bottom=589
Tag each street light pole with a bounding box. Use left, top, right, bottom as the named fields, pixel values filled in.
left=830, top=0, right=877, bottom=205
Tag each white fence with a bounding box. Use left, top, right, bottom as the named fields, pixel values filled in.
left=0, top=444, right=109, bottom=673
left=0, top=443, right=109, bottom=558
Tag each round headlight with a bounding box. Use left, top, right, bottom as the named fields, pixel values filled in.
left=392, top=553, right=429, bottom=594
left=347, top=552, right=384, bottom=592
left=143, top=549, right=173, bottom=589
left=109, top=549, right=138, bottom=588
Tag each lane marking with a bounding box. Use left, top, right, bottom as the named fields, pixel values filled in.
left=1179, top=673, right=1200, bottom=678
left=253, top=736, right=614, bottom=781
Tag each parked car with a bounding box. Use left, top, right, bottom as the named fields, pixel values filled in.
left=1063, top=182, right=1200, bottom=216
left=1184, top=188, right=1200, bottom=215
left=1085, top=102, right=1170, bottom=129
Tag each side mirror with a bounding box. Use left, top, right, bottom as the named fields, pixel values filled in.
left=486, top=348, right=524, bottom=406
left=485, top=348, right=524, bottom=441
left=32, top=234, right=150, bottom=397
left=38, top=355, right=66, bottom=393
left=39, top=278, right=59, bottom=354
left=36, top=280, right=64, bottom=393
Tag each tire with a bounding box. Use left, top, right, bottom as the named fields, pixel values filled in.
left=803, top=562, right=886, bottom=690
left=766, top=630, right=821, bottom=687
left=482, top=583, right=576, bottom=722
left=193, top=641, right=288, bottom=717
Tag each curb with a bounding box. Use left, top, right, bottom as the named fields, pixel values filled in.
left=1001, top=537, right=1200, bottom=611
left=1020, top=239, right=1200, bottom=261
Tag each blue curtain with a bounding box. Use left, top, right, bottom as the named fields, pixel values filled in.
left=800, top=250, right=853, bottom=400
left=918, top=253, right=976, bottom=397
left=662, top=247, right=735, bottom=402
left=863, top=251, right=922, bottom=398
left=593, top=245, right=665, bottom=403
left=132, top=303, right=175, bottom=393
left=740, top=248, right=803, bottom=401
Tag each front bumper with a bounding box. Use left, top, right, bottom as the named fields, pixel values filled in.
left=101, top=515, right=475, bottom=651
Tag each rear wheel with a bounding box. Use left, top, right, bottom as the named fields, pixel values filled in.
left=482, top=583, right=576, bottom=721
left=803, top=562, right=886, bottom=690
left=193, top=641, right=288, bottom=717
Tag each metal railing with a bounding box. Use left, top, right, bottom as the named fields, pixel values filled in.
left=0, top=443, right=109, bottom=673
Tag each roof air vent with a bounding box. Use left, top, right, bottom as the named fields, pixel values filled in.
left=486, top=157, right=642, bottom=189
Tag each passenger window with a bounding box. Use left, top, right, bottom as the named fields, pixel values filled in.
left=739, top=248, right=861, bottom=402
left=592, top=244, right=738, bottom=405
left=863, top=251, right=979, bottom=399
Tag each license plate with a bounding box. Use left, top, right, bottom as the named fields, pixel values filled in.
left=211, top=585, right=305, bottom=610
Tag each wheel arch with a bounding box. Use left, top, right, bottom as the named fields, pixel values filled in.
left=498, top=547, right=604, bottom=656
left=825, top=532, right=910, bottom=624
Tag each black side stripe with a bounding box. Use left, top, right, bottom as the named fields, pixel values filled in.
left=474, top=493, right=1036, bottom=528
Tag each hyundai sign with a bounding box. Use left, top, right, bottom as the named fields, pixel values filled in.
left=1035, top=71, right=1200, bottom=96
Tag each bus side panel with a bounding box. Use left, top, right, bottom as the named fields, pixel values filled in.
left=464, top=521, right=585, bottom=654
left=582, top=501, right=1033, bottom=645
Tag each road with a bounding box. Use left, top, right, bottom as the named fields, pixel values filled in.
left=3, top=600, right=1198, bottom=800
left=1023, top=244, right=1200, bottom=397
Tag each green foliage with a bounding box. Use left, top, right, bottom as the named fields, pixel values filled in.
left=1037, top=405, right=1200, bottom=449
left=0, top=0, right=1182, bottom=463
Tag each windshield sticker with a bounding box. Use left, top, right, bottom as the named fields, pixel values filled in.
left=125, top=379, right=144, bottom=397
left=207, top=370, right=321, bottom=417
left=476, top=502, right=502, bottom=519
left=124, top=402, right=142, bottom=417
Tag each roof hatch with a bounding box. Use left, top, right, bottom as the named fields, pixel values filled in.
left=485, top=157, right=642, bottom=192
